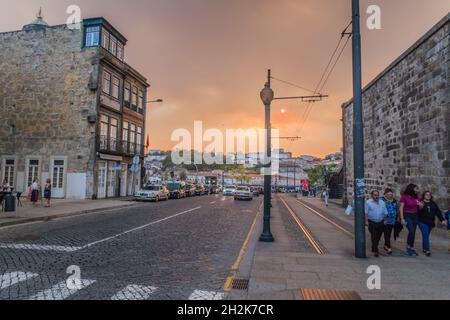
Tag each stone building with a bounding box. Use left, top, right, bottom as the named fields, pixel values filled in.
left=342, top=13, right=449, bottom=209
left=0, top=14, right=150, bottom=199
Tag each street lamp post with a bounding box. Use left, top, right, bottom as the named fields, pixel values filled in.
left=259, top=70, right=275, bottom=242
left=352, top=0, right=366, bottom=259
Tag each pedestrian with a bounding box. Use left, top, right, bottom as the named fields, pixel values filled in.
left=399, top=184, right=423, bottom=257
left=418, top=191, right=446, bottom=256
left=2, top=179, right=11, bottom=192
left=365, top=190, right=388, bottom=257
left=323, top=187, right=330, bottom=207
left=44, top=179, right=52, bottom=208
left=380, top=188, right=399, bottom=255
left=31, top=179, right=40, bottom=207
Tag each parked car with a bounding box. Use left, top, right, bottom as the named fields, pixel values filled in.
left=185, top=183, right=197, bottom=197
left=135, top=185, right=169, bottom=202
left=234, top=186, right=253, bottom=201
left=250, top=187, right=260, bottom=197
left=166, top=181, right=186, bottom=199
left=223, top=185, right=236, bottom=196
left=195, top=184, right=207, bottom=196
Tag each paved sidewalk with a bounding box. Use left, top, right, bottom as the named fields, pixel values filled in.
left=230, top=194, right=449, bottom=300
left=0, top=198, right=138, bottom=228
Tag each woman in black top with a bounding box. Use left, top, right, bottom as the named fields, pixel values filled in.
left=418, top=191, right=446, bottom=256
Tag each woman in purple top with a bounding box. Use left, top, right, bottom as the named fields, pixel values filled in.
left=399, top=184, right=423, bottom=257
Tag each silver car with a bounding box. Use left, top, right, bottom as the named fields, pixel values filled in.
left=223, top=185, right=236, bottom=196
left=135, top=185, right=169, bottom=202
left=234, top=186, right=253, bottom=201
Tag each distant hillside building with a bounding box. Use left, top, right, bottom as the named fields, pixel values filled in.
left=0, top=14, right=150, bottom=199
left=342, top=14, right=449, bottom=209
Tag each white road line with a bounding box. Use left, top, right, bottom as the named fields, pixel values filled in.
left=0, top=207, right=202, bottom=253
left=111, top=285, right=158, bottom=300
left=0, top=244, right=82, bottom=252
left=189, top=290, right=226, bottom=300
left=0, top=271, right=38, bottom=290
left=28, top=279, right=95, bottom=300
left=210, top=201, right=217, bottom=205
left=80, top=206, right=202, bottom=250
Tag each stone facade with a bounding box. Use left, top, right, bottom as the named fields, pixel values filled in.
left=0, top=16, right=149, bottom=199
left=343, top=13, right=449, bottom=209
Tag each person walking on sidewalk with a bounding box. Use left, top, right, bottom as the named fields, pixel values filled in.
left=418, top=191, right=446, bottom=257
left=381, top=188, right=399, bottom=255
left=323, top=187, right=330, bottom=207
left=30, top=179, right=40, bottom=207
left=399, top=184, right=423, bottom=257
left=365, top=190, right=388, bottom=257
left=44, top=179, right=52, bottom=208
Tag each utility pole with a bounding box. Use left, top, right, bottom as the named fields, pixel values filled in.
left=352, top=0, right=366, bottom=259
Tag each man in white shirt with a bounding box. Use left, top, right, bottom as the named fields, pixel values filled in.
left=365, top=190, right=388, bottom=257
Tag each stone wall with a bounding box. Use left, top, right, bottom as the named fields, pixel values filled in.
left=343, top=14, right=449, bottom=209
left=0, top=25, right=99, bottom=198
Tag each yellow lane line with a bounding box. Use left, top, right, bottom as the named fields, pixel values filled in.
left=279, top=198, right=325, bottom=255
left=223, top=202, right=263, bottom=291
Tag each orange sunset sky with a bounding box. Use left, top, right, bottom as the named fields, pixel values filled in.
left=1, top=0, right=449, bottom=158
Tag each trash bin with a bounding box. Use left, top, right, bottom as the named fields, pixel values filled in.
left=4, top=194, right=16, bottom=212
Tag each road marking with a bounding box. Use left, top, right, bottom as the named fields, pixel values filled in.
left=210, top=201, right=217, bottom=205
left=0, top=207, right=202, bottom=253
left=0, top=244, right=82, bottom=252
left=79, top=206, right=202, bottom=250
left=0, top=271, right=38, bottom=290
left=111, top=285, right=158, bottom=300
left=280, top=198, right=325, bottom=255
left=189, top=290, right=226, bottom=300
left=224, top=203, right=262, bottom=291
left=28, top=279, right=95, bottom=300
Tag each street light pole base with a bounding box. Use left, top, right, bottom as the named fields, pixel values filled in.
left=259, top=233, right=275, bottom=242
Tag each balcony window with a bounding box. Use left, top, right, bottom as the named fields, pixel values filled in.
left=117, top=42, right=124, bottom=61
left=85, top=26, right=100, bottom=47
left=100, top=115, right=109, bottom=150
left=138, top=90, right=145, bottom=114
left=102, top=71, right=111, bottom=95
left=137, top=126, right=143, bottom=152
left=110, top=36, right=117, bottom=56
left=131, top=86, right=138, bottom=110
left=112, top=76, right=120, bottom=99
left=102, top=29, right=110, bottom=50
left=130, top=124, right=136, bottom=154
left=110, top=118, right=118, bottom=151
left=124, top=82, right=131, bottom=105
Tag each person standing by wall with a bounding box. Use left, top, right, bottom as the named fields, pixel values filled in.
left=44, top=179, right=52, bottom=208
left=381, top=188, right=399, bottom=255
left=31, top=179, right=40, bottom=207
left=418, top=191, right=446, bottom=256
left=365, top=190, right=388, bottom=257
left=399, top=184, right=423, bottom=257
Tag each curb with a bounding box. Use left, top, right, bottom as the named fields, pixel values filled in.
left=0, top=202, right=139, bottom=229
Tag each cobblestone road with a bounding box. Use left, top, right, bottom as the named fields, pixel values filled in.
left=0, top=195, right=262, bottom=300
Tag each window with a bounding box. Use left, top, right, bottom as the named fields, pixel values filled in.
left=102, top=29, right=110, bottom=50
left=137, top=126, right=143, bottom=149
left=130, top=124, right=136, bottom=154
left=3, top=159, right=15, bottom=188
left=131, top=86, right=138, bottom=109
left=124, top=82, right=131, bottom=104
left=138, top=90, right=145, bottom=114
left=112, top=76, right=120, bottom=99
left=103, top=71, right=111, bottom=94
left=110, top=118, right=118, bottom=151
left=52, top=160, right=65, bottom=190
left=85, top=26, right=100, bottom=47
left=117, top=42, right=124, bottom=60
left=27, top=159, right=40, bottom=187
left=110, top=36, right=117, bottom=56
left=100, top=115, right=109, bottom=150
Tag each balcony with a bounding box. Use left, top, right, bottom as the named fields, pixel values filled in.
left=98, top=136, right=144, bottom=156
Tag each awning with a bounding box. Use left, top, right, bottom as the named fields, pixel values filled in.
left=99, top=153, right=123, bottom=162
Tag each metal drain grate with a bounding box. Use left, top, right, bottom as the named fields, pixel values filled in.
left=231, top=279, right=249, bottom=290
left=301, top=288, right=362, bottom=300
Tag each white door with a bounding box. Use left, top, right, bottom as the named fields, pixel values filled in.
left=120, top=164, right=127, bottom=197
left=51, top=159, right=66, bottom=198
left=97, top=161, right=107, bottom=199
left=107, top=162, right=116, bottom=198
